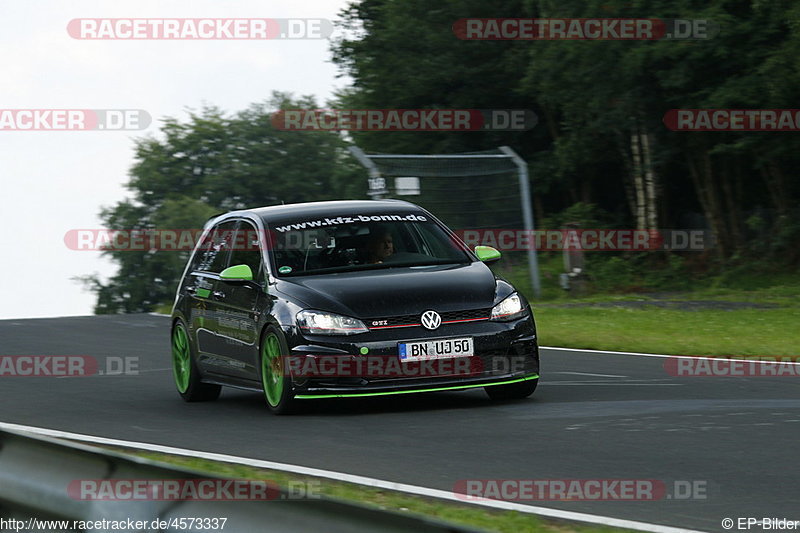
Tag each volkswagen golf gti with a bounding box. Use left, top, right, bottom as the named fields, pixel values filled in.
left=170, top=200, right=539, bottom=414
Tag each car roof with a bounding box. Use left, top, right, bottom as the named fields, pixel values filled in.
left=213, top=199, right=423, bottom=225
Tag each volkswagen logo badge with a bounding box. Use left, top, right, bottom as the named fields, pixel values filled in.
left=421, top=310, right=442, bottom=330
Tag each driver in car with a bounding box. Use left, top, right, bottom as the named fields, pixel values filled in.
left=366, top=228, right=394, bottom=263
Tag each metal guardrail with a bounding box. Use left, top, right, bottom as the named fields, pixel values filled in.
left=0, top=428, right=480, bottom=533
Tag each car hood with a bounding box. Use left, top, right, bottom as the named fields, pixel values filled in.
left=276, top=262, right=498, bottom=318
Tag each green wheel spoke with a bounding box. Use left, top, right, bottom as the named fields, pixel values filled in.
left=262, top=333, right=284, bottom=407
left=171, top=324, right=191, bottom=393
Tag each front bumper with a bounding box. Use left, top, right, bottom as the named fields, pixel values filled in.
left=294, top=374, right=539, bottom=399
left=284, top=315, right=540, bottom=398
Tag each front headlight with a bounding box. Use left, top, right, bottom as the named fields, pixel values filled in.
left=490, top=292, right=527, bottom=321
left=296, top=310, right=368, bottom=335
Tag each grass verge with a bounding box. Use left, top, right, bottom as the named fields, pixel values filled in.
left=534, top=305, right=799, bottom=356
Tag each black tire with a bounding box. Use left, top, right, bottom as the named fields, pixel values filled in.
left=171, top=319, right=222, bottom=402
left=259, top=326, right=298, bottom=415
left=485, top=378, right=538, bottom=401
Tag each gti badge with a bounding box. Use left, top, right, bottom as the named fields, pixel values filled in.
left=421, top=310, right=442, bottom=330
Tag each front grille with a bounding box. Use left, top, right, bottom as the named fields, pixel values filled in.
left=367, top=308, right=492, bottom=329
left=442, top=308, right=491, bottom=321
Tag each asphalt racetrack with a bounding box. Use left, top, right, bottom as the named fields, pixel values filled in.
left=2, top=314, right=798, bottom=532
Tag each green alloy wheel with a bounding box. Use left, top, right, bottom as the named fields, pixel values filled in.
left=171, top=320, right=221, bottom=402
left=260, top=327, right=297, bottom=414
left=172, top=323, right=191, bottom=393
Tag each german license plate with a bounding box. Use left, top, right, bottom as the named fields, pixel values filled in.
left=398, top=337, right=474, bottom=361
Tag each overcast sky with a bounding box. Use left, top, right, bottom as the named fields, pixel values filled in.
left=0, top=0, right=351, bottom=319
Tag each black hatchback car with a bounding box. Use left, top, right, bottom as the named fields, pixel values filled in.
left=171, top=200, right=539, bottom=414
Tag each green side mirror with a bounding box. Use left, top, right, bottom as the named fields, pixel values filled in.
left=475, top=245, right=501, bottom=263
left=220, top=264, right=253, bottom=281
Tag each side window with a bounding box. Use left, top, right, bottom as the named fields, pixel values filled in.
left=189, top=227, right=214, bottom=272
left=228, top=220, right=264, bottom=280
left=193, top=220, right=238, bottom=273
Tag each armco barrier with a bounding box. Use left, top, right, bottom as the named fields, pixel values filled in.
left=0, top=428, right=480, bottom=532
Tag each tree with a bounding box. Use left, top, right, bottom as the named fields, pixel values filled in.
left=83, top=93, right=365, bottom=313
left=331, top=0, right=800, bottom=261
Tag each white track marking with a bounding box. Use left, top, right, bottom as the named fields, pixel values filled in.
left=0, top=422, right=708, bottom=533
left=552, top=371, right=628, bottom=378
left=542, top=346, right=800, bottom=364
left=542, top=382, right=683, bottom=386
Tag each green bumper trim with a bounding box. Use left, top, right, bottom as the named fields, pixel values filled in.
left=295, top=374, right=539, bottom=399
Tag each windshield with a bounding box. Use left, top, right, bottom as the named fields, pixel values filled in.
left=267, top=213, right=471, bottom=276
